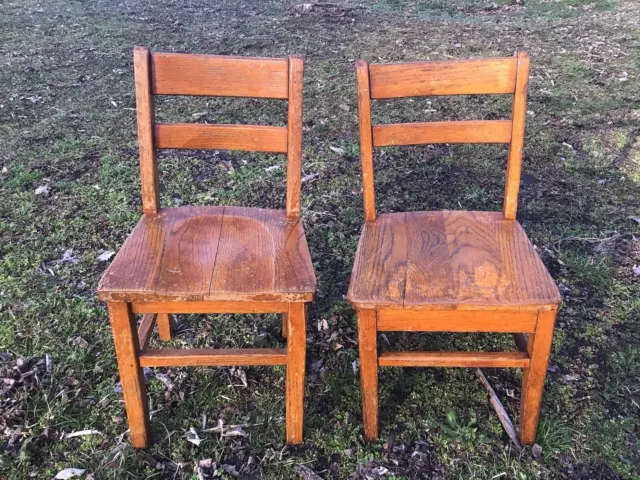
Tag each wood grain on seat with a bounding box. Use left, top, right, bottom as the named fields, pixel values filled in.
left=347, top=211, right=560, bottom=310
left=98, top=206, right=316, bottom=303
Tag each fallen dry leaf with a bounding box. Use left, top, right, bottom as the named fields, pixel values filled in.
left=55, top=468, right=86, bottom=479
left=97, top=250, right=115, bottom=262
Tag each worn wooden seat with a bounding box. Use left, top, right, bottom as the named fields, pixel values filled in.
left=97, top=48, right=315, bottom=448
left=350, top=53, right=561, bottom=445
left=349, top=211, right=559, bottom=310
left=98, top=206, right=315, bottom=303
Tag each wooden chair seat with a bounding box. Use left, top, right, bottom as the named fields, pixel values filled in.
left=98, top=206, right=316, bottom=303
left=348, top=211, right=559, bottom=310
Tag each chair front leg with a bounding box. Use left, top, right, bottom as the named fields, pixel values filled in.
left=358, top=309, right=379, bottom=441
left=107, top=301, right=151, bottom=448
left=520, top=308, right=558, bottom=445
left=157, top=313, right=174, bottom=341
left=286, top=302, right=306, bottom=444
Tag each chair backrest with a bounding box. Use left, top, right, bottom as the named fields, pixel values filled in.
left=355, top=53, right=530, bottom=222
left=133, top=47, right=304, bottom=217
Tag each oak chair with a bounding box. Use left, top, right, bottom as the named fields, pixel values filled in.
left=97, top=48, right=316, bottom=447
left=348, top=53, right=561, bottom=445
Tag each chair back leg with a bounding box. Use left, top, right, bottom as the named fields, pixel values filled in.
left=157, top=313, right=174, bottom=341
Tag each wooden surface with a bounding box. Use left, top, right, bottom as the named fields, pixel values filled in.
left=130, top=300, right=287, bottom=314
left=98, top=206, right=316, bottom=303
left=108, top=302, right=150, bottom=448
left=372, top=120, right=512, bottom=147
left=139, top=348, right=287, bottom=367
left=357, top=309, right=379, bottom=441
left=378, top=351, right=530, bottom=368
left=156, top=313, right=173, bottom=341
left=151, top=53, right=289, bottom=98
left=520, top=309, right=557, bottom=444
left=368, top=57, right=517, bottom=99
left=286, top=302, right=306, bottom=444
left=154, top=124, right=288, bottom=152
left=286, top=56, right=304, bottom=217
left=348, top=211, right=560, bottom=310
left=503, top=52, right=530, bottom=220
left=376, top=309, right=537, bottom=333
left=356, top=59, right=376, bottom=222
left=137, top=313, right=156, bottom=350
left=133, top=46, right=160, bottom=214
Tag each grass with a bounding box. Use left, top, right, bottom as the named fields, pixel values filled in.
left=1, top=0, right=639, bottom=478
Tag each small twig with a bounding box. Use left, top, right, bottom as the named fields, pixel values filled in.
left=60, top=429, right=103, bottom=440
left=475, top=369, right=523, bottom=451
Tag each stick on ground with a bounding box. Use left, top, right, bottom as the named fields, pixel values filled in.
left=475, top=368, right=523, bottom=451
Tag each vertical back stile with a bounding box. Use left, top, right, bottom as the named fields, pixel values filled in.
left=133, top=46, right=160, bottom=214
left=503, top=52, right=530, bottom=220
left=356, top=60, right=376, bottom=223
left=286, top=57, right=304, bottom=218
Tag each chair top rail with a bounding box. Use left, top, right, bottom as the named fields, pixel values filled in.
left=151, top=52, right=289, bottom=98
left=369, top=57, right=518, bottom=99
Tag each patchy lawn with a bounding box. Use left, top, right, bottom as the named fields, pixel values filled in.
left=1, top=0, right=639, bottom=478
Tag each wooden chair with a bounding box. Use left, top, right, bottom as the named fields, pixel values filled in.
left=97, top=48, right=315, bottom=447
left=348, top=53, right=560, bottom=445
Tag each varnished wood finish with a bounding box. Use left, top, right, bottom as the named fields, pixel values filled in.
left=286, top=56, right=304, bottom=218
left=286, top=302, right=306, bottom=444
left=520, top=309, right=557, bottom=444
left=151, top=53, right=289, bottom=98
left=98, top=207, right=316, bottom=303
left=137, top=313, right=156, bottom=350
left=108, top=302, right=150, bottom=448
left=156, top=313, right=173, bottom=341
left=378, top=351, right=530, bottom=368
left=372, top=120, right=512, bottom=147
left=357, top=309, right=378, bottom=441
left=377, top=309, right=537, bottom=333
left=368, top=57, right=517, bottom=98
left=504, top=52, right=530, bottom=220
left=348, top=211, right=560, bottom=310
left=139, top=348, right=287, bottom=367
left=131, top=300, right=287, bottom=315
left=99, top=50, right=314, bottom=447
left=356, top=60, right=376, bottom=222
left=282, top=312, right=289, bottom=338
left=351, top=54, right=559, bottom=445
left=154, top=124, right=288, bottom=152
left=133, top=47, right=159, bottom=214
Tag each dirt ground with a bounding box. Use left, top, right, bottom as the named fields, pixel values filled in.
left=0, top=0, right=639, bottom=478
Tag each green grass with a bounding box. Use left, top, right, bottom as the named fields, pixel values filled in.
left=1, top=0, right=639, bottom=478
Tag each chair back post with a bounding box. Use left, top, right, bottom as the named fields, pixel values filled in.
left=133, top=46, right=160, bottom=214
left=503, top=52, right=530, bottom=220
left=356, top=60, right=376, bottom=223
left=286, top=56, right=304, bottom=218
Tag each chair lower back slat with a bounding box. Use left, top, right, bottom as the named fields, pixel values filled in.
left=372, top=120, right=512, bottom=147
left=154, top=123, right=288, bottom=152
